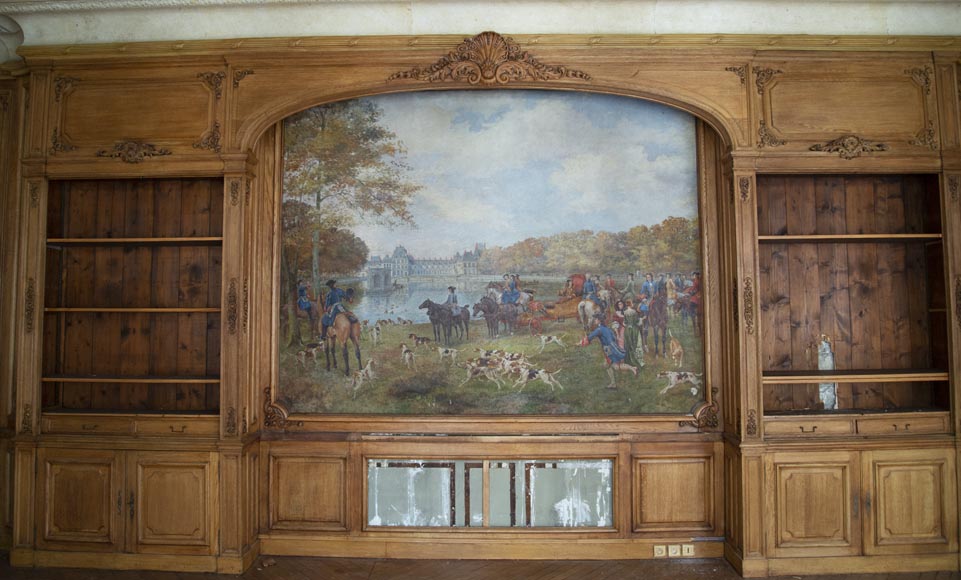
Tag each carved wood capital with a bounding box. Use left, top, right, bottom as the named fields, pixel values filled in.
left=96, top=140, right=172, bottom=163
left=226, top=277, right=238, bottom=334
left=28, top=182, right=39, bottom=208
left=738, top=176, right=751, bottom=202
left=746, top=409, right=758, bottom=436
left=20, top=404, right=32, bottom=435
left=949, top=175, right=960, bottom=203
left=389, top=31, right=591, bottom=86
left=742, top=276, right=755, bottom=335
left=809, top=135, right=888, bottom=159
left=24, top=278, right=36, bottom=333
left=225, top=407, right=237, bottom=435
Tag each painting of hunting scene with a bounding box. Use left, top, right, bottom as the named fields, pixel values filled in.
left=278, top=90, right=705, bottom=415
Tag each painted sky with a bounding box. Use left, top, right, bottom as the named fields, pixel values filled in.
left=329, top=90, right=696, bottom=259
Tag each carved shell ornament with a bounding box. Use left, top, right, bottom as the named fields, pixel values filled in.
left=809, top=135, right=888, bottom=159
left=389, top=31, right=591, bottom=86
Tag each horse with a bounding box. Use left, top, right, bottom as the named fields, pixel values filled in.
left=473, top=298, right=499, bottom=339
left=452, top=307, right=471, bottom=341
left=486, top=282, right=533, bottom=310
left=419, top=299, right=453, bottom=345
left=648, top=290, right=670, bottom=358
left=674, top=293, right=701, bottom=334
left=577, top=299, right=601, bottom=331
left=294, top=291, right=323, bottom=335
left=324, top=312, right=362, bottom=376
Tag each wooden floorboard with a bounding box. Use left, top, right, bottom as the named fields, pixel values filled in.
left=3, top=553, right=961, bottom=579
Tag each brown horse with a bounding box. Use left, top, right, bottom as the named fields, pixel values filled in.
left=648, top=289, right=670, bottom=357
left=325, top=312, right=362, bottom=376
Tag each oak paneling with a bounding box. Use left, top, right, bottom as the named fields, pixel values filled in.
left=269, top=455, right=347, bottom=531
left=634, top=452, right=715, bottom=532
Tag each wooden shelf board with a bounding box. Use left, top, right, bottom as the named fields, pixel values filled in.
left=44, top=307, right=221, bottom=313
left=41, top=376, right=221, bottom=384
left=762, top=370, right=949, bottom=384
left=46, top=237, right=223, bottom=246
left=764, top=408, right=949, bottom=417
left=40, top=409, right=220, bottom=416
left=757, top=233, right=942, bottom=243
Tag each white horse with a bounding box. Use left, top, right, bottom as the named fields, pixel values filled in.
left=488, top=287, right=533, bottom=309
left=577, top=299, right=601, bottom=330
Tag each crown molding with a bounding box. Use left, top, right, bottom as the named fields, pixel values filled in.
left=15, top=33, right=961, bottom=62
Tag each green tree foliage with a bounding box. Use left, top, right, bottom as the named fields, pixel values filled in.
left=478, top=216, right=701, bottom=275
left=281, top=99, right=421, bottom=346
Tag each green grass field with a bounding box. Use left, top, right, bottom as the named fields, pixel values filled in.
left=279, top=310, right=704, bottom=415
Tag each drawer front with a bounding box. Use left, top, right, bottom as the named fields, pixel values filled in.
left=135, top=417, right=219, bottom=437
left=764, top=418, right=854, bottom=438
left=856, top=416, right=948, bottom=436
left=42, top=415, right=134, bottom=435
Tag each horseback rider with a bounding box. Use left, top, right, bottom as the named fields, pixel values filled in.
left=444, top=285, right=462, bottom=316
left=320, top=279, right=352, bottom=340
left=582, top=272, right=604, bottom=309
left=501, top=274, right=521, bottom=305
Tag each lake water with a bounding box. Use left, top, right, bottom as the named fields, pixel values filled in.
left=343, top=277, right=566, bottom=323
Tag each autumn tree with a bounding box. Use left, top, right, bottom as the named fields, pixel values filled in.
left=281, top=99, right=421, bottom=346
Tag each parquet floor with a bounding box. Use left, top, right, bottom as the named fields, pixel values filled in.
left=2, top=554, right=961, bottom=580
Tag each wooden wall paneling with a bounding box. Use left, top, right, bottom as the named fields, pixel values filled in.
left=723, top=442, right=743, bottom=557
left=740, top=450, right=767, bottom=573
left=128, top=450, right=217, bottom=556
left=750, top=54, right=942, bottom=170
left=267, top=443, right=348, bottom=532
left=732, top=163, right=761, bottom=433
left=861, top=447, right=958, bottom=555
left=217, top=446, right=243, bottom=571
left=632, top=442, right=719, bottom=534
left=765, top=450, right=860, bottom=558
left=46, top=63, right=227, bottom=164
left=221, top=172, right=244, bottom=438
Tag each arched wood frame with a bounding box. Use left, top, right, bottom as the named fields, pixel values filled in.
left=255, top=38, right=734, bottom=435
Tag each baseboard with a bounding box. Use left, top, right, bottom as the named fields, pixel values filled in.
left=260, top=535, right=725, bottom=560
left=723, top=542, right=768, bottom=578
left=16, top=550, right=217, bottom=573
left=766, top=553, right=959, bottom=576
left=217, top=540, right=262, bottom=574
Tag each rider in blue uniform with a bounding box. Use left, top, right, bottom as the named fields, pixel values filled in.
left=297, top=279, right=315, bottom=323
left=501, top=274, right=520, bottom=305
left=320, top=279, right=349, bottom=340
left=640, top=272, right=656, bottom=299
left=582, top=272, right=603, bottom=308
left=444, top=286, right=462, bottom=316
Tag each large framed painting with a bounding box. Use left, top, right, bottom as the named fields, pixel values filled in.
left=277, top=89, right=706, bottom=417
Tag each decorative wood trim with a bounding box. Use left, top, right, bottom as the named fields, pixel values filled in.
left=263, top=386, right=301, bottom=430
left=905, top=65, right=932, bottom=94
left=949, top=175, right=960, bottom=203
left=388, top=31, right=592, bottom=86
left=227, top=277, right=238, bottom=334
left=738, top=176, right=751, bottom=202
left=725, top=65, right=746, bottom=85
left=198, top=71, right=226, bottom=99
left=732, top=277, right=739, bottom=327
left=233, top=68, right=254, bottom=87
left=242, top=407, right=248, bottom=435
left=0, top=93, right=9, bottom=112
left=242, top=276, right=249, bottom=334
left=49, top=127, right=76, bottom=155
left=193, top=121, right=222, bottom=153
left=752, top=66, right=781, bottom=95
left=742, top=276, right=754, bottom=335
left=95, top=140, right=172, bottom=163
left=225, top=407, right=237, bottom=435
left=244, top=179, right=251, bottom=207
left=229, top=180, right=240, bottom=206
left=746, top=409, right=758, bottom=436
left=28, top=182, right=39, bottom=208
left=24, top=278, right=36, bottom=333
left=956, top=276, right=961, bottom=330
left=19, top=404, right=32, bottom=435
left=53, top=75, right=79, bottom=102
left=808, top=135, right=888, bottom=159
left=679, top=388, right=719, bottom=431
left=909, top=121, right=938, bottom=150
left=757, top=121, right=785, bottom=148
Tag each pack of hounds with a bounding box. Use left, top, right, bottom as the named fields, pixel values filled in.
left=295, top=319, right=702, bottom=398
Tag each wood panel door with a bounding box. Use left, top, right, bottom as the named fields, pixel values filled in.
left=766, top=451, right=861, bottom=558
left=126, top=451, right=217, bottom=555
left=36, top=448, right=124, bottom=553
left=861, top=448, right=958, bottom=555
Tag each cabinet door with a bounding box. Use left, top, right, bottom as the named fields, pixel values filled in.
left=126, top=451, right=217, bottom=555
left=766, top=451, right=861, bottom=557
left=862, top=448, right=957, bottom=555
left=36, top=448, right=124, bottom=552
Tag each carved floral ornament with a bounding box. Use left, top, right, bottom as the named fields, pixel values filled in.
left=809, top=135, right=888, bottom=159
left=263, top=386, right=301, bottom=430
left=388, top=31, right=591, bottom=86
left=679, top=388, right=719, bottom=430
left=96, top=140, right=172, bottom=163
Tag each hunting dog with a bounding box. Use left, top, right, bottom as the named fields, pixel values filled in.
left=400, top=343, right=416, bottom=369
left=408, top=333, right=432, bottom=348
left=656, top=371, right=703, bottom=395
left=437, top=347, right=458, bottom=364
left=513, top=368, right=564, bottom=392
left=347, top=359, right=375, bottom=392
left=537, top=334, right=567, bottom=353
left=668, top=330, right=684, bottom=368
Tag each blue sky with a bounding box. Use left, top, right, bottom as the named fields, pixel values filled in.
left=346, top=90, right=697, bottom=259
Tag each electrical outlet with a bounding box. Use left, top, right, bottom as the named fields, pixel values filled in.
left=681, top=544, right=695, bottom=556
left=653, top=545, right=667, bottom=558
left=668, top=544, right=681, bottom=557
